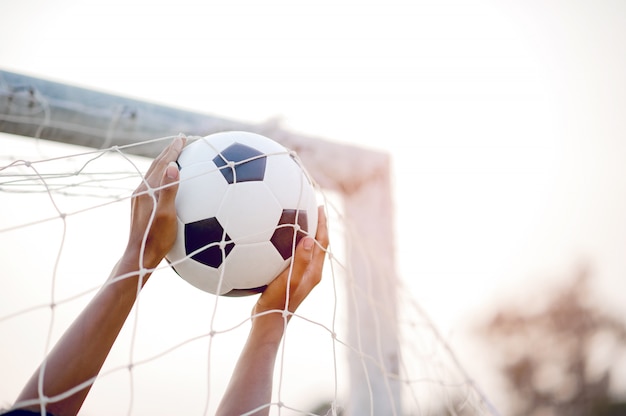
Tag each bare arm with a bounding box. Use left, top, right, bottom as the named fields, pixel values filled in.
left=12, top=137, right=185, bottom=416
left=216, top=207, right=329, bottom=416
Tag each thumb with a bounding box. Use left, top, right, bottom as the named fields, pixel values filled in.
left=284, top=236, right=315, bottom=292
left=158, top=161, right=180, bottom=208
left=292, top=236, right=315, bottom=276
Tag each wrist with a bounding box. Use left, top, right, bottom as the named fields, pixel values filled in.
left=112, top=251, right=154, bottom=289
left=119, top=244, right=161, bottom=272
left=250, top=311, right=288, bottom=345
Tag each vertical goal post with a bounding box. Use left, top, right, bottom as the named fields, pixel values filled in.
left=0, top=69, right=401, bottom=415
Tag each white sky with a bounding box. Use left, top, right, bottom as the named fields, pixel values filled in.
left=2, top=0, right=626, bottom=414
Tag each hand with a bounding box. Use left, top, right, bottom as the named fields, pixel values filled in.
left=123, top=136, right=186, bottom=270
left=253, top=206, right=329, bottom=323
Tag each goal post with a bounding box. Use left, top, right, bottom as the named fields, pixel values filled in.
left=344, top=169, right=401, bottom=415
left=0, top=69, right=401, bottom=415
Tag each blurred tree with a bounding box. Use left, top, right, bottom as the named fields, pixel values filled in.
left=480, top=267, right=626, bottom=416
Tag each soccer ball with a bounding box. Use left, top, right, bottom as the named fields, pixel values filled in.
left=166, top=131, right=318, bottom=296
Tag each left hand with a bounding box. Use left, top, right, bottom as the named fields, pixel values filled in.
left=123, top=136, right=186, bottom=270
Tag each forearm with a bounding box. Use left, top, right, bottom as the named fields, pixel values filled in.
left=216, top=218, right=328, bottom=415
left=216, top=314, right=286, bottom=416
left=13, top=137, right=183, bottom=415
left=15, top=259, right=151, bottom=416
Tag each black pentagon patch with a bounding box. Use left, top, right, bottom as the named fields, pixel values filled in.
left=185, top=217, right=235, bottom=268
left=270, top=209, right=309, bottom=260
left=212, top=143, right=267, bottom=184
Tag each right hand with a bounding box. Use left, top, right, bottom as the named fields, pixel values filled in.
left=253, top=206, right=329, bottom=324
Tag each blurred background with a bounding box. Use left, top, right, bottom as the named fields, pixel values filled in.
left=2, top=0, right=626, bottom=414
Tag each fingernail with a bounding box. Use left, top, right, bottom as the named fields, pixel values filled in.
left=303, top=237, right=314, bottom=251
left=166, top=161, right=179, bottom=179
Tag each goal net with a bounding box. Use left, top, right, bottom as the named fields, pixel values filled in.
left=0, top=71, right=498, bottom=416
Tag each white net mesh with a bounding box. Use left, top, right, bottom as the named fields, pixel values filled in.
left=1, top=132, right=498, bottom=415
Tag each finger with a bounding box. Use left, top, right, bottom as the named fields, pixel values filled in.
left=163, top=135, right=186, bottom=163
left=309, top=206, right=329, bottom=275
left=315, top=206, right=329, bottom=248
left=144, top=141, right=172, bottom=179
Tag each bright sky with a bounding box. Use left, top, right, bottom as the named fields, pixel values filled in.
left=2, top=0, right=626, bottom=414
